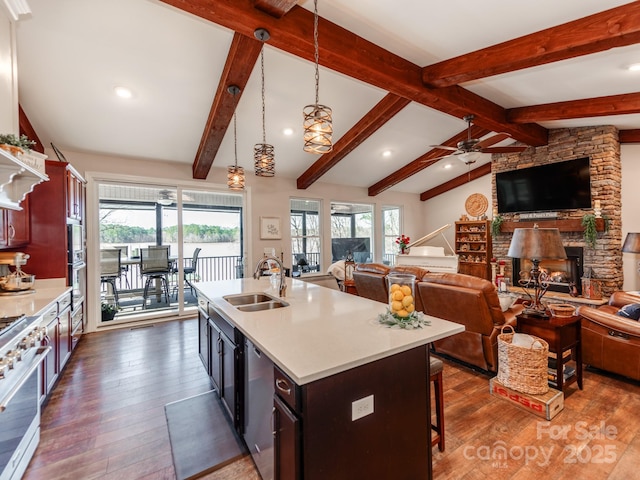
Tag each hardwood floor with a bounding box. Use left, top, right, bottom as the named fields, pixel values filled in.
left=24, top=318, right=640, bottom=479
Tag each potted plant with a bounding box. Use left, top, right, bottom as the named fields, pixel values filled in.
left=101, top=302, right=118, bottom=321
left=0, top=133, right=37, bottom=155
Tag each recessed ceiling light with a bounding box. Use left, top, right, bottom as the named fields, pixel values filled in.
left=382, top=150, right=392, bottom=158
left=114, top=86, right=133, bottom=98
left=444, top=163, right=452, bottom=169
left=628, top=63, right=640, bottom=72
left=283, top=128, right=294, bottom=136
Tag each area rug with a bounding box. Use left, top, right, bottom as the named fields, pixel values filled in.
left=165, top=390, right=248, bottom=480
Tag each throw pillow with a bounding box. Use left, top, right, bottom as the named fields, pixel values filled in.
left=616, top=303, right=640, bottom=320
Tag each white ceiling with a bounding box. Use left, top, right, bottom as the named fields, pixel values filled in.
left=13, top=0, right=640, bottom=194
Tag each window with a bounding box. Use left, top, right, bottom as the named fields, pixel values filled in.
left=290, top=199, right=321, bottom=276
left=382, top=206, right=401, bottom=265
left=330, top=202, right=373, bottom=264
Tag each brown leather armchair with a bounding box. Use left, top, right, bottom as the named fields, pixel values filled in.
left=352, top=263, right=390, bottom=303
left=416, top=272, right=523, bottom=372
left=577, top=291, right=640, bottom=381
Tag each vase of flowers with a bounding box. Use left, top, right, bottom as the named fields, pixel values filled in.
left=396, top=234, right=410, bottom=254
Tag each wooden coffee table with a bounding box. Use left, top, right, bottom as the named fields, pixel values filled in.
left=516, top=312, right=583, bottom=393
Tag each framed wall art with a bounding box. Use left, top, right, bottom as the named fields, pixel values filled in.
left=260, top=216, right=281, bottom=240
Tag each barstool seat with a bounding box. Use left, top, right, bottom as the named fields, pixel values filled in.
left=429, top=356, right=445, bottom=452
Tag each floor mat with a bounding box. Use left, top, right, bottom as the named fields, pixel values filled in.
left=165, top=390, right=248, bottom=480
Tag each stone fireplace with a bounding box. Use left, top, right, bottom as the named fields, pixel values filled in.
left=491, top=126, right=623, bottom=298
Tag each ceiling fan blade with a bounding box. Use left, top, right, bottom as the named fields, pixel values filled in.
left=476, top=133, right=510, bottom=149
left=429, top=144, right=459, bottom=152
left=480, top=146, right=527, bottom=154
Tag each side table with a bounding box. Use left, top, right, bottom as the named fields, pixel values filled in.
left=341, top=279, right=358, bottom=295
left=516, top=313, right=583, bottom=393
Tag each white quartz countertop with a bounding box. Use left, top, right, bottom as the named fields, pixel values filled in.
left=0, top=280, right=71, bottom=318
left=195, top=277, right=464, bottom=385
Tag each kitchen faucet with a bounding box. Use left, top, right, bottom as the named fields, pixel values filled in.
left=253, top=255, right=287, bottom=297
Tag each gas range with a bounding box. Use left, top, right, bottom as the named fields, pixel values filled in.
left=0, top=314, right=27, bottom=337
left=0, top=314, right=43, bottom=366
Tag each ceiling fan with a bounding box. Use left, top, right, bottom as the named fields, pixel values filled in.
left=157, top=189, right=194, bottom=206
left=429, top=115, right=527, bottom=165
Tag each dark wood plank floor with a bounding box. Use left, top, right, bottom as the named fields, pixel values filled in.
left=24, top=318, right=640, bottom=479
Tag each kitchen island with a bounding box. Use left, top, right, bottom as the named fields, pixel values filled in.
left=194, top=277, right=463, bottom=480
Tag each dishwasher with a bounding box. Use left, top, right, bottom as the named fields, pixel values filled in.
left=244, top=338, right=274, bottom=480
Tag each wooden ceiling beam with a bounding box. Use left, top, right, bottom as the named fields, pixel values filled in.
left=422, top=3, right=640, bottom=88
left=368, top=125, right=490, bottom=196
left=253, top=0, right=298, bottom=18
left=297, top=94, right=411, bottom=189
left=620, top=129, right=640, bottom=143
left=18, top=105, right=45, bottom=155
left=192, top=32, right=263, bottom=179
left=160, top=0, right=548, bottom=148
left=507, top=92, right=640, bottom=123
left=420, top=163, right=492, bottom=201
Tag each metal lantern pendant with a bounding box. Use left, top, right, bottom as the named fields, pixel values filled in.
left=227, top=85, right=245, bottom=191
left=253, top=32, right=275, bottom=177
left=303, top=0, right=333, bottom=154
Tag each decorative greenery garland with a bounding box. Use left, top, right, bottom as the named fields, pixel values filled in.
left=377, top=309, right=431, bottom=329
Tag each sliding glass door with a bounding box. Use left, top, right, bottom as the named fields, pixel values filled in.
left=98, top=182, right=243, bottom=322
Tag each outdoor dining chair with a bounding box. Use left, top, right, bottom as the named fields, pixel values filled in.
left=140, top=246, right=171, bottom=308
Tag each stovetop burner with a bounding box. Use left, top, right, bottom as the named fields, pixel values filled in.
left=0, top=314, right=27, bottom=338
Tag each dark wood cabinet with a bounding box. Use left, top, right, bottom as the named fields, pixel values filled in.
left=272, top=346, right=431, bottom=480
left=207, top=305, right=244, bottom=433
left=40, top=291, right=73, bottom=404
left=0, top=197, right=30, bottom=248
left=197, top=297, right=210, bottom=375
left=455, top=219, right=492, bottom=280
left=66, top=167, right=84, bottom=222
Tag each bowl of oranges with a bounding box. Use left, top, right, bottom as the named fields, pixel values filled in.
left=387, top=274, right=416, bottom=319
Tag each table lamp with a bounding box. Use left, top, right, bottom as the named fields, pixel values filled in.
left=507, top=225, right=567, bottom=317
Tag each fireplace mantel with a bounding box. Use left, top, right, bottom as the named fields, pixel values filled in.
left=499, top=218, right=606, bottom=233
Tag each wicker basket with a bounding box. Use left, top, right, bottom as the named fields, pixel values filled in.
left=497, top=325, right=549, bottom=395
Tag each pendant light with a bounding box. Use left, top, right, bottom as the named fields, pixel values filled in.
left=226, top=85, right=245, bottom=191
left=303, top=0, right=333, bottom=154
left=253, top=29, right=275, bottom=177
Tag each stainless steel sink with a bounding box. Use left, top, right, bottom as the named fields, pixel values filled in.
left=223, top=292, right=289, bottom=312
left=223, top=293, right=275, bottom=306
left=237, top=301, right=288, bottom=312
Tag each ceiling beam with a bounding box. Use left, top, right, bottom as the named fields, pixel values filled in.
left=422, top=3, right=640, bottom=88
left=420, top=163, right=492, bottom=201
left=620, top=129, right=640, bottom=143
left=253, top=0, right=298, bottom=18
left=297, top=94, right=411, bottom=189
left=192, top=32, right=263, bottom=179
left=160, top=0, right=548, bottom=148
left=18, top=105, right=45, bottom=154
left=507, top=92, right=640, bottom=123
left=368, top=125, right=490, bottom=196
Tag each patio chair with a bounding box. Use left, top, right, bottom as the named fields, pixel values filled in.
left=140, top=246, right=171, bottom=308
left=100, top=248, right=121, bottom=307
left=113, top=245, right=130, bottom=288
left=173, top=248, right=201, bottom=298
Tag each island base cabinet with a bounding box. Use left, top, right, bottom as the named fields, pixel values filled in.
left=274, top=345, right=432, bottom=480
left=274, top=395, right=300, bottom=480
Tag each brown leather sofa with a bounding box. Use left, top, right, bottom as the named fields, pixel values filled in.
left=416, top=272, right=523, bottom=372
left=577, top=291, right=640, bottom=381
left=352, top=263, right=390, bottom=303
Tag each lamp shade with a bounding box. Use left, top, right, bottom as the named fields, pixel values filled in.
left=507, top=227, right=567, bottom=260
left=622, top=233, right=640, bottom=253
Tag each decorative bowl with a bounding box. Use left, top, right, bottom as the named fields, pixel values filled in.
left=548, top=303, right=576, bottom=317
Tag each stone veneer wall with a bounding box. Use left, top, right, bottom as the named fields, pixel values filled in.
left=491, top=126, right=622, bottom=297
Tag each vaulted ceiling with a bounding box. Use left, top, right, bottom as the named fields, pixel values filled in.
left=14, top=0, right=640, bottom=198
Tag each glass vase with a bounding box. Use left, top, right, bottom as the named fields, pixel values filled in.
left=387, top=273, right=416, bottom=318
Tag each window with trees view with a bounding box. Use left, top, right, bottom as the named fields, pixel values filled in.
left=382, top=206, right=401, bottom=265
left=290, top=199, right=321, bottom=275
left=330, top=202, right=373, bottom=264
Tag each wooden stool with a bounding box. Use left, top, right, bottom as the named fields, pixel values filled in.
left=430, top=356, right=445, bottom=452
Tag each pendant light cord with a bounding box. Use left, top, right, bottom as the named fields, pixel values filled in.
left=260, top=47, right=266, bottom=143
left=233, top=111, right=238, bottom=168
left=313, top=0, right=320, bottom=105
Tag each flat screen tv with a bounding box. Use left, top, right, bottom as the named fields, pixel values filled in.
left=496, top=157, right=591, bottom=214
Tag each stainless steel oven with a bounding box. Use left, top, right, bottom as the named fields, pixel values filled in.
left=0, top=315, right=49, bottom=480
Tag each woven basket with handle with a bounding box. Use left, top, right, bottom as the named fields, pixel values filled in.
left=497, top=325, right=549, bottom=395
